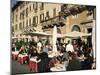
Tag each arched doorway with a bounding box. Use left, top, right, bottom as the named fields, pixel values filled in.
left=72, top=25, right=81, bottom=32
left=71, top=25, right=81, bottom=47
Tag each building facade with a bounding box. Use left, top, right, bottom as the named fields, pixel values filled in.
left=12, top=1, right=96, bottom=44
left=12, top=1, right=62, bottom=42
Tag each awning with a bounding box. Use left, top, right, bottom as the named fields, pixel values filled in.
left=64, top=31, right=91, bottom=38
left=57, top=33, right=65, bottom=38
left=12, top=37, right=17, bottom=39
left=24, top=31, right=51, bottom=36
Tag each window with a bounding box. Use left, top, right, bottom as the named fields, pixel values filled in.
left=26, top=1, right=29, bottom=4
left=23, top=21, right=24, bottom=28
left=26, top=19, right=28, bottom=27
left=15, top=24, right=17, bottom=30
left=36, top=2, right=38, bottom=9
left=16, top=14, right=18, bottom=22
left=22, top=10, right=24, bottom=20
left=88, top=28, right=92, bottom=33
left=33, top=4, right=35, bottom=9
left=32, top=16, right=38, bottom=26
left=29, top=18, right=31, bottom=26
left=20, top=13, right=21, bottom=20
left=46, top=11, right=49, bottom=17
left=40, top=15, right=42, bottom=22
left=33, top=17, right=36, bottom=25
left=12, top=13, right=14, bottom=23
left=40, top=13, right=44, bottom=22
left=45, top=11, right=50, bottom=20
left=36, top=16, right=38, bottom=24
left=19, top=22, right=22, bottom=29
left=53, top=8, right=56, bottom=17
left=20, top=12, right=24, bottom=20
left=40, top=3, right=44, bottom=10
left=26, top=8, right=28, bottom=17
left=12, top=26, right=14, bottom=32
left=72, top=25, right=80, bottom=32
left=34, top=2, right=38, bottom=13
left=30, top=5, right=31, bottom=12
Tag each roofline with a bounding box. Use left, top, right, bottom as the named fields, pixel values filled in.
left=12, top=1, right=24, bottom=11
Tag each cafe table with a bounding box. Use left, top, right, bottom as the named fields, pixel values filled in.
left=28, top=57, right=39, bottom=72
left=50, top=64, right=66, bottom=72
left=12, top=51, right=19, bottom=60
left=48, top=51, right=63, bottom=58
left=18, top=54, right=29, bottom=64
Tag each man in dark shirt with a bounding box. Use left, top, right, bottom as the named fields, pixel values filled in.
left=67, top=54, right=82, bottom=71
left=37, top=49, right=49, bottom=72
left=27, top=45, right=38, bottom=58
left=19, top=46, right=27, bottom=54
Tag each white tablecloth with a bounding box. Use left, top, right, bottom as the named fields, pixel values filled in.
left=30, top=57, right=39, bottom=63
left=48, top=51, right=63, bottom=58
left=18, top=54, right=28, bottom=58
left=12, top=51, right=19, bottom=55
left=50, top=64, right=66, bottom=71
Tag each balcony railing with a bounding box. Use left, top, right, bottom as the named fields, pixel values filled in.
left=41, top=16, right=66, bottom=29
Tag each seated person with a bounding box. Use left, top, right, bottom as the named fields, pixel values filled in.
left=12, top=43, right=17, bottom=51
left=62, top=51, right=69, bottom=68
left=19, top=46, right=27, bottom=55
left=31, top=50, right=39, bottom=57
left=28, top=45, right=38, bottom=58
left=49, top=56, right=61, bottom=68
left=82, top=54, right=93, bottom=70
left=66, top=53, right=82, bottom=71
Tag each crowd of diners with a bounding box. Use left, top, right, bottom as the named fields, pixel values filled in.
left=12, top=38, right=96, bottom=73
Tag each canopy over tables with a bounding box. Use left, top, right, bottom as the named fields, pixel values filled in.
left=63, top=31, right=91, bottom=38
left=12, top=36, right=29, bottom=39
left=23, top=31, right=64, bottom=38
left=57, top=33, right=65, bottom=38
left=23, top=31, right=51, bottom=36
left=12, top=37, right=17, bottom=39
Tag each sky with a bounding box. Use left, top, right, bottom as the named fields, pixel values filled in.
left=11, top=0, right=17, bottom=7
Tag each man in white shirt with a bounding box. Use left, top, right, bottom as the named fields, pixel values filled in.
left=66, top=40, right=74, bottom=52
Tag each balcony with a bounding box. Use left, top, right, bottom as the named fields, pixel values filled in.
left=60, top=4, right=86, bottom=17
left=41, top=16, right=66, bottom=29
